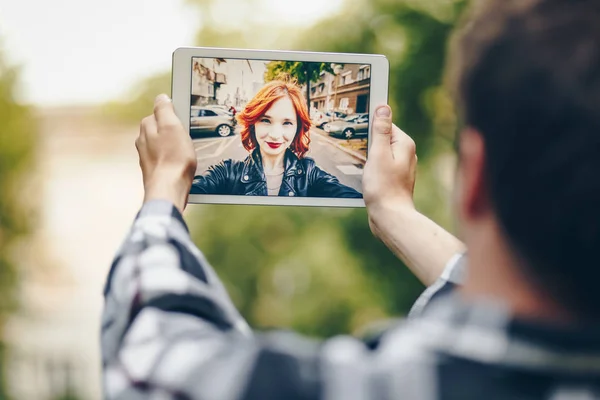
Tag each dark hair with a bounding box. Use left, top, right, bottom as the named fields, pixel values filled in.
left=448, top=0, right=600, bottom=320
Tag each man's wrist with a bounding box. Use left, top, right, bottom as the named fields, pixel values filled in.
left=144, top=187, right=188, bottom=214
left=143, top=171, right=192, bottom=214
left=367, top=200, right=417, bottom=226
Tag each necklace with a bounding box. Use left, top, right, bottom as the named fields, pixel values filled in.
left=265, top=166, right=284, bottom=193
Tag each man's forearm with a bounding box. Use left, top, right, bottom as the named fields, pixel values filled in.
left=369, top=205, right=466, bottom=287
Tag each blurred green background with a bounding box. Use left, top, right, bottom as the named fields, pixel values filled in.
left=0, top=0, right=467, bottom=398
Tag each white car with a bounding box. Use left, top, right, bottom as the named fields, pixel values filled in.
left=312, top=111, right=347, bottom=129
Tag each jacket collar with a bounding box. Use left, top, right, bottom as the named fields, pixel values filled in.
left=240, top=148, right=304, bottom=184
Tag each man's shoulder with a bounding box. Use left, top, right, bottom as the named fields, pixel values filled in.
left=369, top=313, right=511, bottom=399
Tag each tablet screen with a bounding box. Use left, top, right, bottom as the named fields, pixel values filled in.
left=188, top=57, right=371, bottom=199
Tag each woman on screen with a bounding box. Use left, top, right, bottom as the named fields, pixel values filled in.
left=190, top=79, right=362, bottom=198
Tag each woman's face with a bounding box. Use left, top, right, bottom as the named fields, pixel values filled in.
left=254, top=96, right=297, bottom=157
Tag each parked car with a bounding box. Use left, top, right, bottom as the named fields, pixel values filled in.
left=205, top=104, right=235, bottom=116
left=324, top=113, right=369, bottom=139
left=312, top=110, right=347, bottom=129
left=190, top=106, right=236, bottom=137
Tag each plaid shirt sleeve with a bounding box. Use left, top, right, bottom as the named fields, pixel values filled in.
left=407, top=251, right=467, bottom=319
left=101, top=200, right=466, bottom=399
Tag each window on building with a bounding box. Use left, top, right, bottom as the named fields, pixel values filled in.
left=341, top=71, right=353, bottom=85
left=356, top=95, right=368, bottom=113
left=339, top=98, right=349, bottom=109
left=358, top=65, right=371, bottom=81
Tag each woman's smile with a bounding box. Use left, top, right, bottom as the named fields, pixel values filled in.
left=266, top=142, right=283, bottom=149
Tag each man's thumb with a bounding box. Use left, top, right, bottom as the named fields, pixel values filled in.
left=369, top=105, right=394, bottom=159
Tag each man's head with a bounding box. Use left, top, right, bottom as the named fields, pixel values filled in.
left=449, top=0, right=600, bottom=320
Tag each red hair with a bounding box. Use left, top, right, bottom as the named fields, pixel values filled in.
left=237, top=79, right=312, bottom=159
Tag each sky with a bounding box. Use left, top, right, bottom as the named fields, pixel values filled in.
left=0, top=0, right=344, bottom=107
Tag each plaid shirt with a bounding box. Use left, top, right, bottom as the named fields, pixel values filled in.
left=101, top=200, right=600, bottom=399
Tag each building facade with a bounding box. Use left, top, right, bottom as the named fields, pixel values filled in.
left=309, top=64, right=371, bottom=116
left=190, top=58, right=267, bottom=109
left=191, top=58, right=228, bottom=106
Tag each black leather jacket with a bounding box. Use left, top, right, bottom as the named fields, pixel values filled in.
left=190, top=149, right=362, bottom=198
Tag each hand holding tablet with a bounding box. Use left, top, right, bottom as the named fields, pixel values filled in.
left=171, top=47, right=390, bottom=208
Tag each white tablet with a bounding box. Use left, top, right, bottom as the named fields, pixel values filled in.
left=171, top=47, right=389, bottom=208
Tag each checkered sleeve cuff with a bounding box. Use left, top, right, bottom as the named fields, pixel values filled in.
left=407, top=252, right=467, bottom=319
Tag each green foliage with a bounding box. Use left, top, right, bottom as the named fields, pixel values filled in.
left=293, top=0, right=468, bottom=160
left=52, top=385, right=83, bottom=400
left=0, top=45, right=37, bottom=399
left=264, top=61, right=335, bottom=106
left=52, top=392, right=82, bottom=400
left=264, top=61, right=334, bottom=85
left=189, top=205, right=396, bottom=336
left=190, top=203, right=426, bottom=335
left=100, top=71, right=171, bottom=123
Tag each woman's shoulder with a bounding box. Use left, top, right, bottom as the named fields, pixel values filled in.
left=298, top=156, right=329, bottom=176
left=213, top=157, right=247, bottom=170
left=194, top=157, right=247, bottom=179
left=297, top=155, right=318, bottom=168
left=299, top=156, right=315, bottom=164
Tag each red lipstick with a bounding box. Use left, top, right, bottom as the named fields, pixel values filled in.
left=266, top=142, right=282, bottom=149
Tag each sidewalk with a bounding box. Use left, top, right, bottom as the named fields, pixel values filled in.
left=311, top=128, right=368, bottom=163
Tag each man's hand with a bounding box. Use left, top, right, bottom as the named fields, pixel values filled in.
left=363, top=105, right=417, bottom=216
left=136, top=94, right=197, bottom=213
left=362, top=105, right=465, bottom=286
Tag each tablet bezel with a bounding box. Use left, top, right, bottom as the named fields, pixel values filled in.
left=171, top=46, right=389, bottom=208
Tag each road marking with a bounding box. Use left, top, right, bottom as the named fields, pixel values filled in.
left=194, top=138, right=223, bottom=151
left=336, top=165, right=364, bottom=175
left=197, top=136, right=238, bottom=158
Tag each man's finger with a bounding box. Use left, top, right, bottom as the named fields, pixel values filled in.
left=153, top=94, right=181, bottom=131
left=141, top=114, right=158, bottom=139
left=135, top=135, right=144, bottom=151
left=390, top=124, right=416, bottom=161
left=135, top=126, right=149, bottom=167
left=368, top=105, right=394, bottom=162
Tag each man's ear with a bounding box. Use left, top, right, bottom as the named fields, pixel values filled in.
left=456, top=128, right=490, bottom=222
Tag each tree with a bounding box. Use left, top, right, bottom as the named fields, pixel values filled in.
left=264, top=61, right=335, bottom=107
left=0, top=45, right=37, bottom=398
